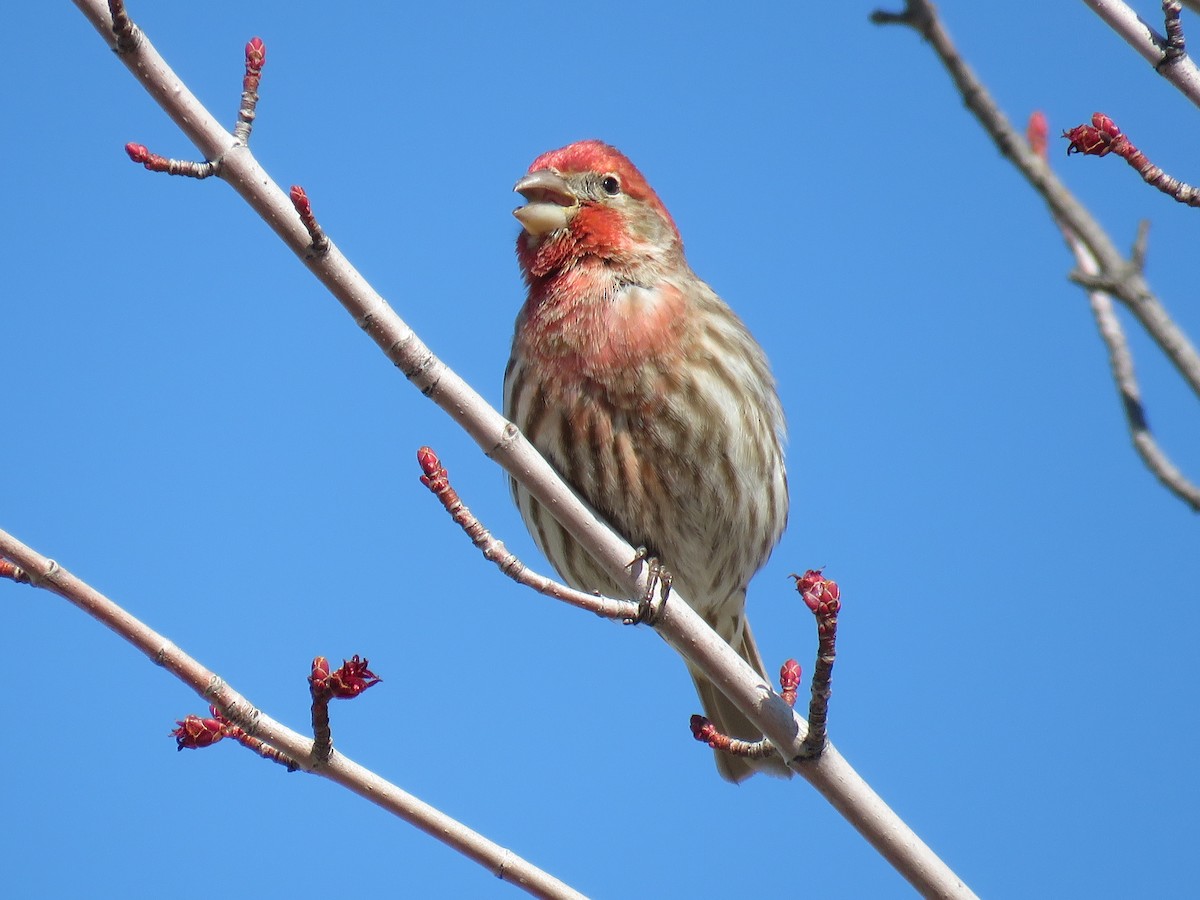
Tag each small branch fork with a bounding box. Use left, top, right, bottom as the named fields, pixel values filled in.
left=122, top=31, right=264, bottom=179
left=173, top=655, right=380, bottom=770
left=113, top=0, right=264, bottom=180
left=690, top=571, right=841, bottom=765
left=873, top=0, right=1200, bottom=514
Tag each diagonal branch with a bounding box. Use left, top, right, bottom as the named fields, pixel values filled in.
left=0, top=528, right=586, bottom=900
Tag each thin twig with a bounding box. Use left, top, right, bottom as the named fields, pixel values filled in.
left=124, top=142, right=219, bottom=179
left=1064, top=113, right=1200, bottom=205
left=233, top=37, right=266, bottom=145
left=416, top=447, right=640, bottom=621
left=308, top=656, right=381, bottom=766
left=795, top=571, right=841, bottom=759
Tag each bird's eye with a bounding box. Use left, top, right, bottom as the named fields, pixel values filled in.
left=601, top=175, right=621, bottom=196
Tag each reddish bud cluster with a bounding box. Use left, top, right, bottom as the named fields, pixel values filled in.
left=125, top=143, right=156, bottom=166
left=242, top=37, right=266, bottom=95
left=417, top=446, right=449, bottom=493
left=172, top=706, right=231, bottom=750
left=288, top=185, right=330, bottom=255
left=290, top=185, right=313, bottom=218
left=310, top=655, right=381, bottom=699
left=792, top=569, right=841, bottom=616
left=245, top=37, right=266, bottom=72
left=1063, top=113, right=1124, bottom=157
left=689, top=714, right=718, bottom=746
left=779, top=658, right=802, bottom=708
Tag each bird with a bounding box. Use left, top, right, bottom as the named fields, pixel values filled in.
left=504, top=140, right=790, bottom=781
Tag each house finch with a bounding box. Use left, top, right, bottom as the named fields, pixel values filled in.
left=504, top=140, right=790, bottom=782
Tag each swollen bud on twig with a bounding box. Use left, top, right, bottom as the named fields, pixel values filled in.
left=172, top=706, right=230, bottom=750
left=289, top=185, right=331, bottom=257
left=310, top=655, right=381, bottom=700
left=1027, top=111, right=1049, bottom=161
left=1063, top=113, right=1123, bottom=157
left=779, top=659, right=802, bottom=708
left=793, top=569, right=841, bottom=618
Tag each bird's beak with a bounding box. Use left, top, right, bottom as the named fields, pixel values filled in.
left=513, top=169, right=578, bottom=236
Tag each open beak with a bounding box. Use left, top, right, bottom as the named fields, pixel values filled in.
left=513, top=169, right=577, bottom=236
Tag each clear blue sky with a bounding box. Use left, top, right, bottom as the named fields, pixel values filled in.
left=4, top=3, right=1198, bottom=897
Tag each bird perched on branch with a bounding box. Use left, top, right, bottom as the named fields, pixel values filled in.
left=505, top=140, right=790, bottom=781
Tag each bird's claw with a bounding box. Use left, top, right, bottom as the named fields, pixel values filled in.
left=623, top=548, right=672, bottom=625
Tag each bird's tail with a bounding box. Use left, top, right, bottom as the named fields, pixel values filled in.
left=688, top=617, right=794, bottom=783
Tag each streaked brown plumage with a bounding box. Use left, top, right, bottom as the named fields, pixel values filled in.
left=504, top=140, right=789, bottom=781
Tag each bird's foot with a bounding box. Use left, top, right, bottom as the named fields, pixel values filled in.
left=623, top=547, right=672, bottom=626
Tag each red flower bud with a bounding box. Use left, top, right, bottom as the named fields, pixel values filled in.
left=1064, top=112, right=1123, bottom=157
left=689, top=714, right=717, bottom=744
left=326, top=655, right=381, bottom=699
left=309, top=656, right=332, bottom=693
left=125, top=143, right=150, bottom=163
left=172, top=710, right=227, bottom=750
left=417, top=446, right=448, bottom=492
left=779, top=659, right=802, bottom=692
left=792, top=569, right=840, bottom=615
left=245, top=37, right=266, bottom=71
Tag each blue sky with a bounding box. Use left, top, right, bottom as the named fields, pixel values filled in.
left=4, top=2, right=1198, bottom=897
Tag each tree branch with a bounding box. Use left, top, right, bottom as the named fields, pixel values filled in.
left=874, top=1, right=1200, bottom=512
left=0, top=527, right=585, bottom=900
